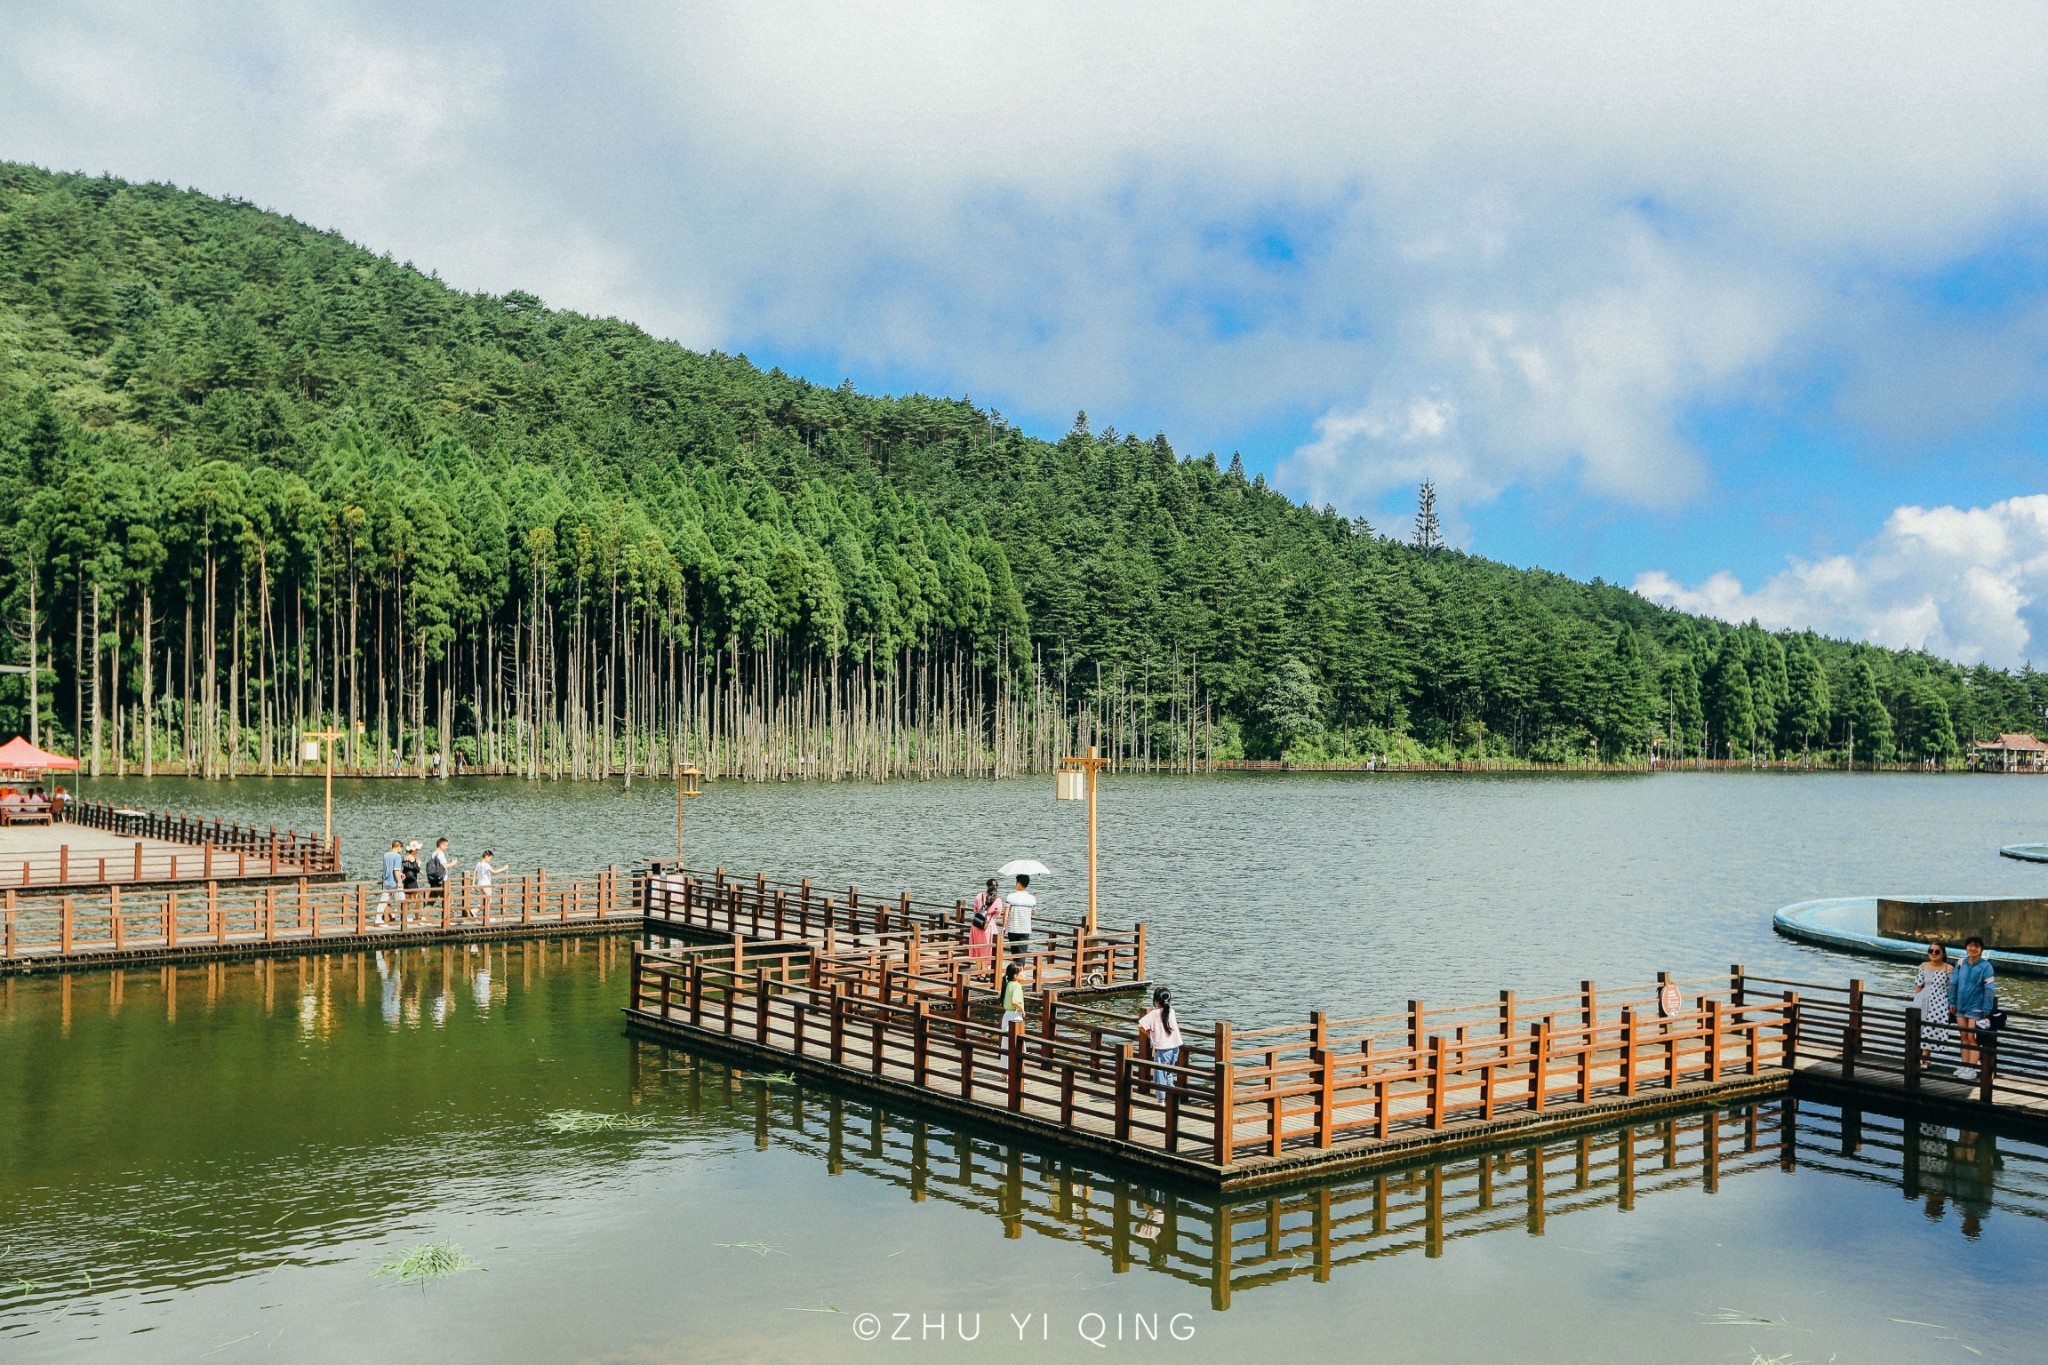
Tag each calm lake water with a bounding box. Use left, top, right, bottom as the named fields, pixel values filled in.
left=7, top=772, right=2048, bottom=1362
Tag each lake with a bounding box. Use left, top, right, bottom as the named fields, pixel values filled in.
left=6, top=771, right=2048, bottom=1361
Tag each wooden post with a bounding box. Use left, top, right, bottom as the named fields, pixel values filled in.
left=1213, top=1021, right=1236, bottom=1165
left=1313, top=1047, right=1334, bottom=1147
left=1428, top=1035, right=1448, bottom=1128
left=60, top=895, right=73, bottom=954
left=914, top=1003, right=931, bottom=1087
left=1408, top=999, right=1425, bottom=1053
left=1782, top=991, right=1800, bottom=1067
left=1620, top=1008, right=1638, bottom=1096
left=59, top=844, right=69, bottom=885
left=110, top=885, right=124, bottom=951
left=1904, top=1005, right=1922, bottom=1091
left=1844, top=979, right=1865, bottom=1081
left=1007, top=1020, right=1026, bottom=1110
left=1113, top=1042, right=1134, bottom=1140
left=1707, top=999, right=1724, bottom=1080
left=829, top=984, right=844, bottom=1063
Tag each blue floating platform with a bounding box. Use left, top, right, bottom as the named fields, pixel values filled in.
left=2001, top=843, right=2048, bottom=863
left=1774, top=896, right=2048, bottom=977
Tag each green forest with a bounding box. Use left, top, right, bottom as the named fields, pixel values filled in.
left=0, top=160, right=2039, bottom=778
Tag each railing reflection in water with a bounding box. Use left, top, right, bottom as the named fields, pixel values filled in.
left=632, top=1039, right=1806, bottom=1309
left=631, top=1038, right=2048, bottom=1309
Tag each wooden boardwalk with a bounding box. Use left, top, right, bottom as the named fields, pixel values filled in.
left=626, top=941, right=1795, bottom=1187
left=625, top=932, right=2048, bottom=1186
left=0, top=866, right=1152, bottom=1004
left=0, top=798, right=339, bottom=891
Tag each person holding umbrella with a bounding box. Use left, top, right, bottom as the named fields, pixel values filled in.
left=997, top=858, right=1046, bottom=958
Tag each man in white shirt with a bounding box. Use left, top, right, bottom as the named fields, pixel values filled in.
left=1004, top=874, right=1036, bottom=957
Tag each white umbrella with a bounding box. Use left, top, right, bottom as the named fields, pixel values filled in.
left=997, top=858, right=1050, bottom=880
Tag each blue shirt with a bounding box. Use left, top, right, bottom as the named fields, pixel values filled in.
left=382, top=849, right=403, bottom=889
left=1953, top=956, right=1996, bottom=1018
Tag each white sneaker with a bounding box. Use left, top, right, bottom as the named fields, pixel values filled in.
left=1953, top=1066, right=1978, bottom=1082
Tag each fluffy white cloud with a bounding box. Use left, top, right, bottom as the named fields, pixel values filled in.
left=1635, top=496, right=2048, bottom=667
left=6, top=2, right=2048, bottom=512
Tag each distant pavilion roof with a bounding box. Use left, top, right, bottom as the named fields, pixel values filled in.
left=1973, top=732, right=2048, bottom=751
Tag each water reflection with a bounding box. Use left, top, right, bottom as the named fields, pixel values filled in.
left=8, top=932, right=2048, bottom=1360
left=627, top=1037, right=2047, bottom=1310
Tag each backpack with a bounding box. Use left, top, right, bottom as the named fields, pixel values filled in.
left=971, top=908, right=988, bottom=930
left=426, top=853, right=447, bottom=888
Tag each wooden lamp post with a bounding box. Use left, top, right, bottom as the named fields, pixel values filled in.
left=676, top=763, right=703, bottom=866
left=302, top=727, right=346, bottom=843
left=1056, top=745, right=1109, bottom=936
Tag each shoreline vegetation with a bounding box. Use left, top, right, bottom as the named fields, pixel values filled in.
left=3, top=162, right=2046, bottom=784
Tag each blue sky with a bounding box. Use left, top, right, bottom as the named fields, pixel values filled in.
left=8, top=3, right=2048, bottom=664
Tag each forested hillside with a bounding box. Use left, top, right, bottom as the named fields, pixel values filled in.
left=0, top=161, right=2037, bottom=777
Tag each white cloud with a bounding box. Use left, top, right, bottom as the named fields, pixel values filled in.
left=1634, top=496, right=2048, bottom=667
left=6, top=2, right=2048, bottom=509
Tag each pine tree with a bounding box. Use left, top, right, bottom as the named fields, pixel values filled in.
left=1844, top=658, right=1894, bottom=767
left=1781, top=640, right=1829, bottom=759
left=1412, top=482, right=1443, bottom=555
left=1707, top=651, right=1756, bottom=760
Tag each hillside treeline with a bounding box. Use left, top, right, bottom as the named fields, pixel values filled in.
left=0, top=161, right=2037, bottom=776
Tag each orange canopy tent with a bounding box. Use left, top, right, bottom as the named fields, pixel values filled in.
left=0, top=737, right=79, bottom=773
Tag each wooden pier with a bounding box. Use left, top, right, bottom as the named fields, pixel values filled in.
left=0, top=798, right=340, bottom=892
left=627, top=938, right=1796, bottom=1188
left=624, top=922, right=2048, bottom=1187
left=0, top=865, right=1151, bottom=998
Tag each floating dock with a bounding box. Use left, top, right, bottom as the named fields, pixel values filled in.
left=1774, top=895, right=2048, bottom=977
left=2001, top=843, right=2048, bottom=863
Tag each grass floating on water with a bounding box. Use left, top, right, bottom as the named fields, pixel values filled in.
left=373, top=1242, right=482, bottom=1286
left=540, top=1109, right=656, bottom=1134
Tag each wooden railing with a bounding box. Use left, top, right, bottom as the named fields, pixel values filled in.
left=0, top=797, right=345, bottom=889
left=627, top=947, right=1796, bottom=1168
left=632, top=938, right=1210, bottom=1155
left=0, top=868, right=635, bottom=961
left=642, top=868, right=1147, bottom=996
left=1747, top=972, right=2048, bottom=1110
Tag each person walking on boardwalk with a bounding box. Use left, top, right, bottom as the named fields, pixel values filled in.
left=375, top=838, right=405, bottom=926
left=1138, top=988, right=1184, bottom=1101
left=1003, top=873, right=1036, bottom=958
left=426, top=837, right=454, bottom=900
left=474, top=850, right=498, bottom=918
left=999, top=962, right=1026, bottom=1051
left=1914, top=942, right=1956, bottom=1068
left=1953, top=936, right=1997, bottom=1083
left=968, top=877, right=1000, bottom=974
left=402, top=841, right=423, bottom=900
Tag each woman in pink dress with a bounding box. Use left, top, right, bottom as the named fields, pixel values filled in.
left=967, top=877, right=1000, bottom=975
